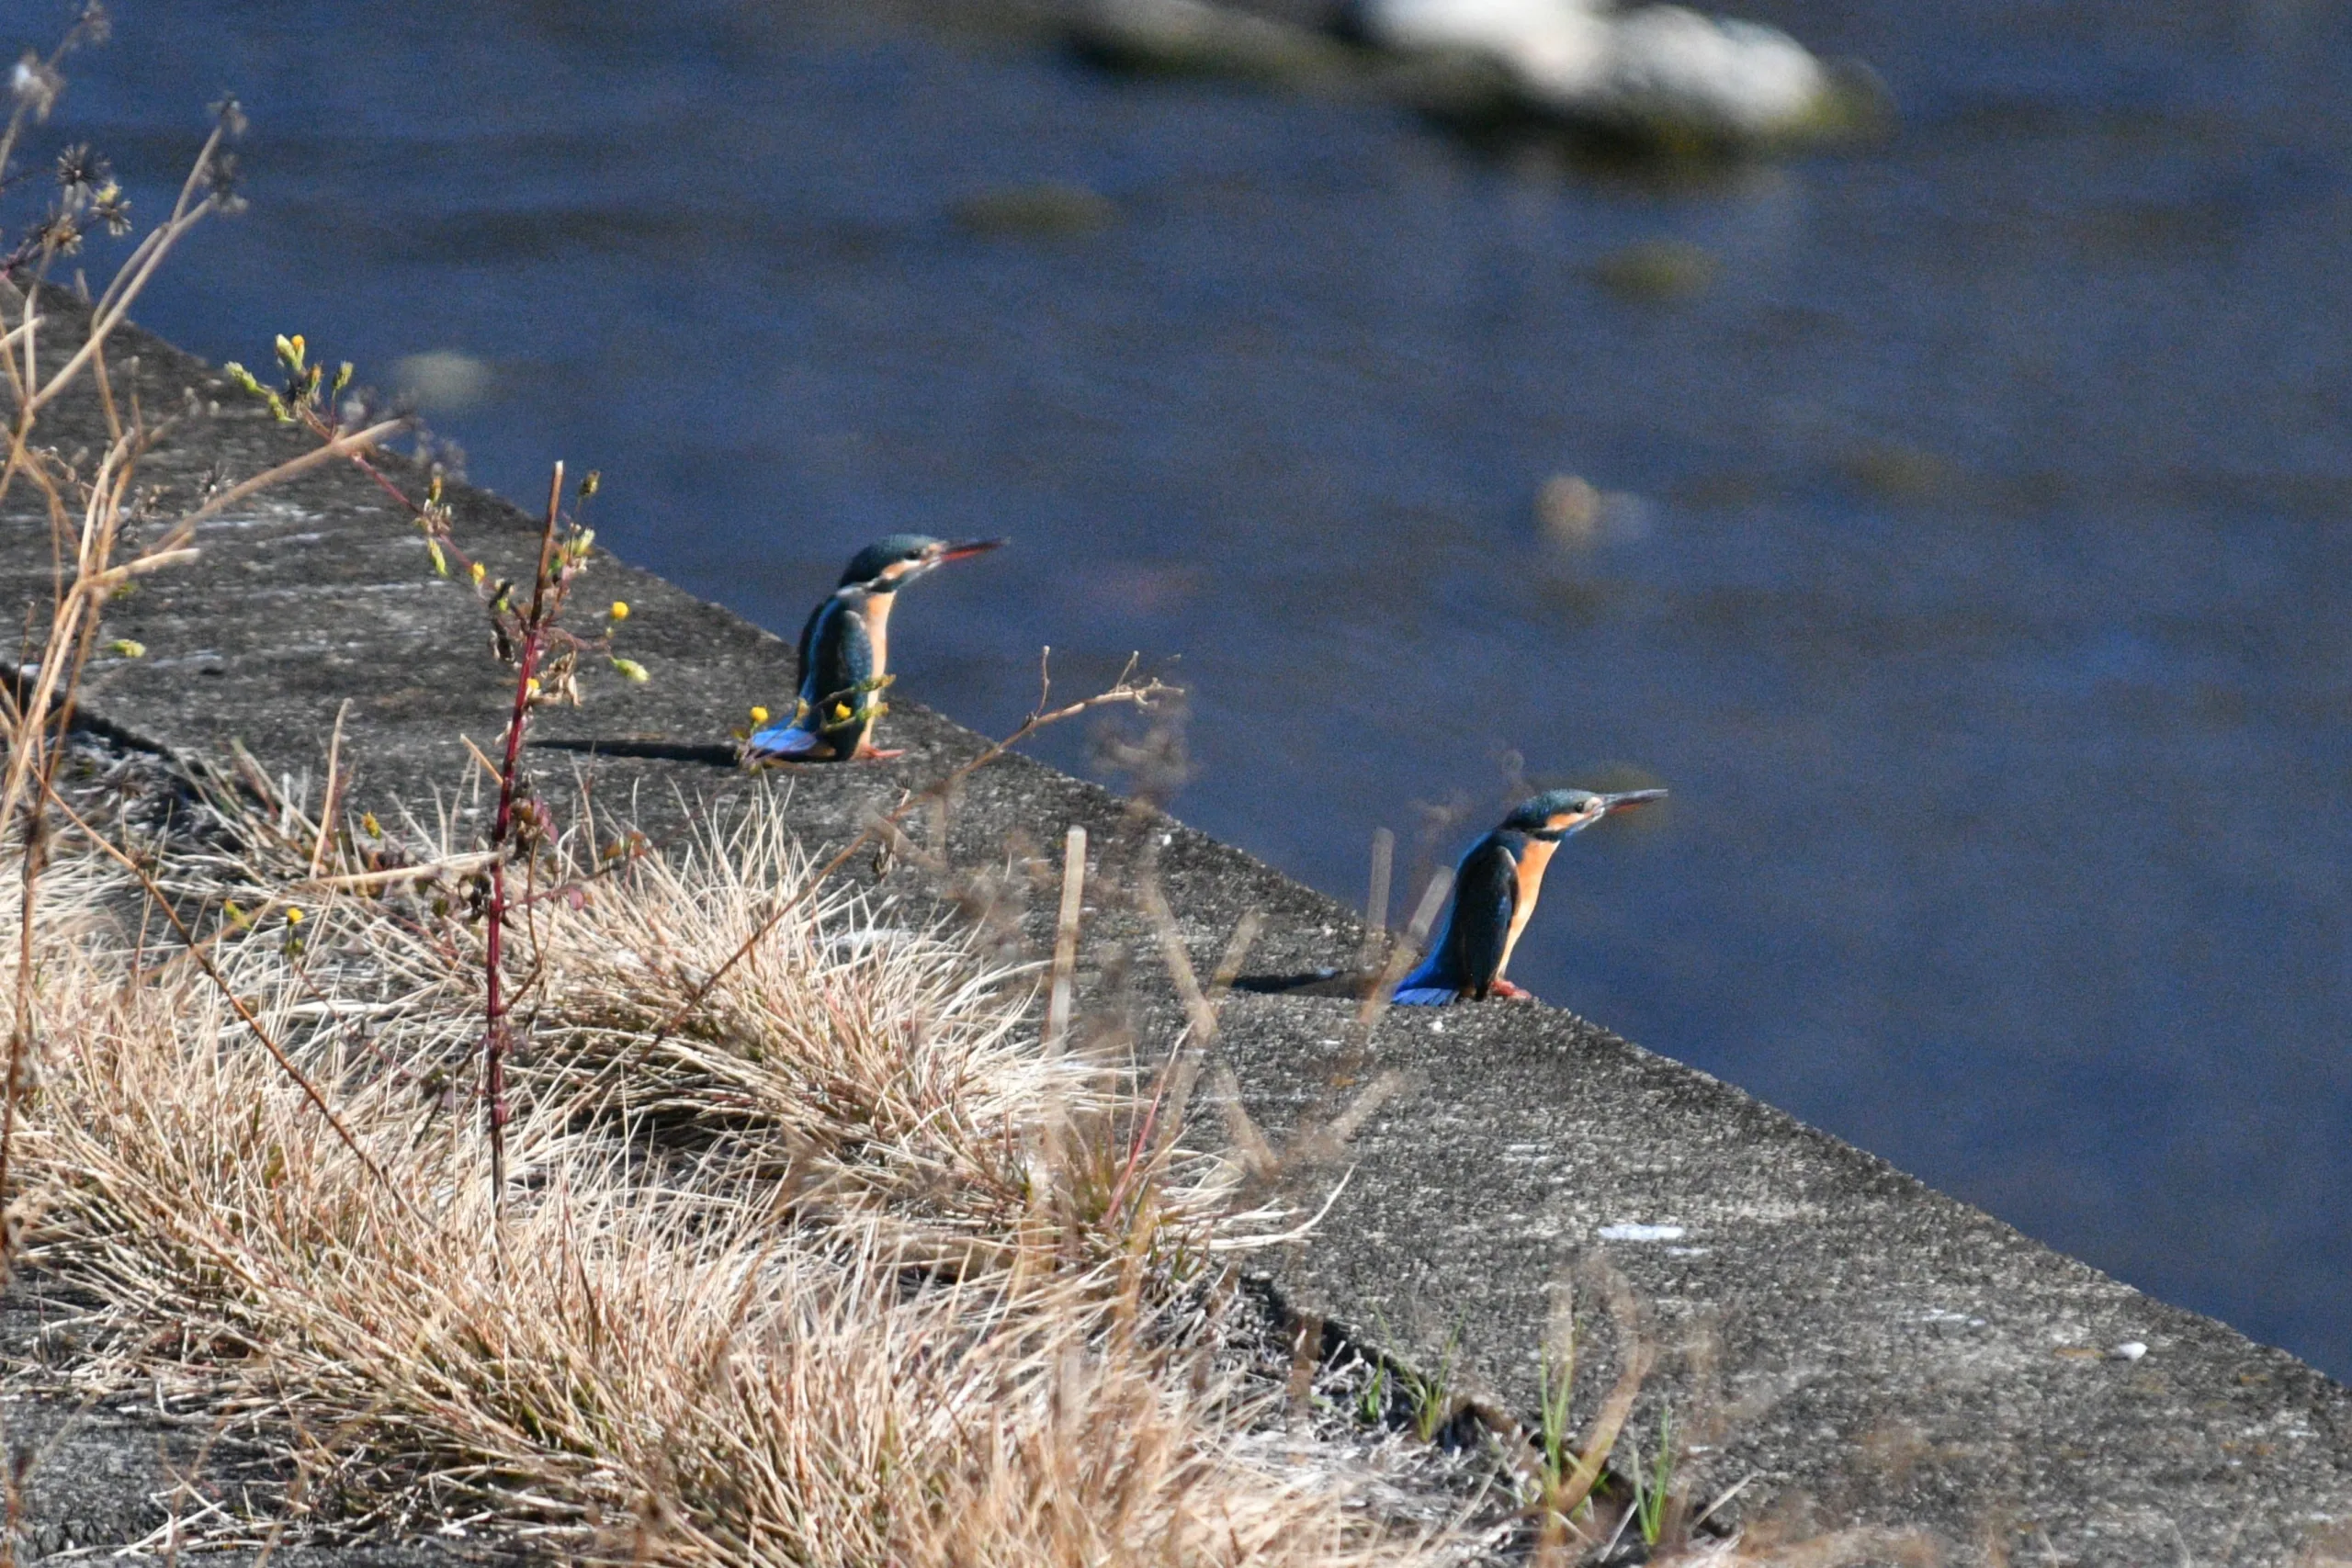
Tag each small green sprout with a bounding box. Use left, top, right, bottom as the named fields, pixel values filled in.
left=105, top=637, right=143, bottom=659
left=610, top=657, right=650, bottom=684
left=1400, top=1321, right=1464, bottom=1443
left=1355, top=1360, right=1389, bottom=1425
left=1633, top=1408, right=1676, bottom=1547
left=1537, top=1338, right=1576, bottom=1483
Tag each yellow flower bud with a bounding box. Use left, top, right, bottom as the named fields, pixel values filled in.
left=285, top=908, right=303, bottom=926
left=749, top=705, right=770, bottom=725
left=361, top=813, right=381, bottom=838
left=469, top=560, right=487, bottom=584
left=526, top=677, right=542, bottom=696
left=608, top=600, right=629, bottom=621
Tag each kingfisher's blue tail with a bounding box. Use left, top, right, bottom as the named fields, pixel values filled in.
left=744, top=721, right=826, bottom=761
left=1388, top=954, right=1457, bottom=1007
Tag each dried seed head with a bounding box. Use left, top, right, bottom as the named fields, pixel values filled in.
left=89, top=181, right=130, bottom=235
left=54, top=142, right=107, bottom=192
left=203, top=150, right=244, bottom=213
left=32, top=211, right=83, bottom=255
left=11, top=55, right=60, bottom=121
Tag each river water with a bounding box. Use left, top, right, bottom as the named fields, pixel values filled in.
left=62, top=0, right=2352, bottom=1374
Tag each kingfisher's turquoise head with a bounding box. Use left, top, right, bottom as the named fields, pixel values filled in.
left=838, top=534, right=1006, bottom=592
left=1503, top=786, right=1668, bottom=840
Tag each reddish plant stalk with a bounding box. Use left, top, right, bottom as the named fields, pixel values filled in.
left=481, top=463, right=564, bottom=1210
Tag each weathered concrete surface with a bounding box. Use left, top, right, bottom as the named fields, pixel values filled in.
left=7, top=297, right=2352, bottom=1564
left=0, top=1278, right=507, bottom=1565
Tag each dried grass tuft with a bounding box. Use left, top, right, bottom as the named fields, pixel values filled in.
left=10, top=783, right=1452, bottom=1566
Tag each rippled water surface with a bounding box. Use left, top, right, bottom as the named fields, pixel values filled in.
left=64, top=0, right=2352, bottom=1372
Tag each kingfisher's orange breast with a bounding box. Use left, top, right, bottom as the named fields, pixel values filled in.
left=863, top=592, right=894, bottom=677
left=1500, top=838, right=1558, bottom=976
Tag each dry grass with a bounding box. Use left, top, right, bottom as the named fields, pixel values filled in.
left=6, top=775, right=1455, bottom=1566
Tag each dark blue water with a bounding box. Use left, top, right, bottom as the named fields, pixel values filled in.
left=58, top=0, right=2352, bottom=1373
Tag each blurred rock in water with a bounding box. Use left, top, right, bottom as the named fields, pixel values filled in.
left=1351, top=0, right=1838, bottom=141
left=1076, top=0, right=1880, bottom=151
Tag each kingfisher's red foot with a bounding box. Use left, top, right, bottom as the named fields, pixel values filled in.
left=853, top=744, right=905, bottom=761
left=1490, top=979, right=1535, bottom=1000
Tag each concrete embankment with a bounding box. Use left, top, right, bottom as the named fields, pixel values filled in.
left=7, top=299, right=2351, bottom=1565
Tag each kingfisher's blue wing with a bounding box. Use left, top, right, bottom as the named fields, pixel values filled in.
left=800, top=597, right=876, bottom=717
left=1445, top=838, right=1518, bottom=998
left=1390, top=834, right=1517, bottom=1004
left=758, top=595, right=882, bottom=761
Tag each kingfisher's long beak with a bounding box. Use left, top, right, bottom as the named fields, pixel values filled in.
left=1597, top=788, right=1668, bottom=817
left=932, top=537, right=1007, bottom=565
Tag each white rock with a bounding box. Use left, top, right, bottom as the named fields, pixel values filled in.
left=1353, top=0, right=1831, bottom=139
left=1583, top=7, right=1827, bottom=136
left=1598, top=1221, right=1687, bottom=1242
left=1363, top=0, right=1611, bottom=91
left=1360, top=0, right=1600, bottom=53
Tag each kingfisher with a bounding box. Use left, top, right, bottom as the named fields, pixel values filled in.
left=743, top=534, right=1005, bottom=763
left=1392, top=786, right=1666, bottom=1006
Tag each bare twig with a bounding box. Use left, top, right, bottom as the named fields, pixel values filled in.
left=310, top=700, right=350, bottom=878
left=1042, top=825, right=1086, bottom=1060
left=479, top=463, right=566, bottom=1212
left=1362, top=825, right=1393, bottom=973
